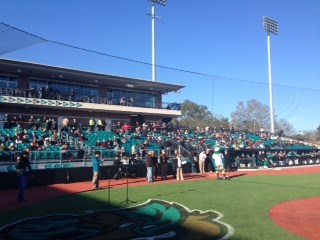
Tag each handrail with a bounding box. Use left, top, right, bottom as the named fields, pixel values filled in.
left=0, top=89, right=181, bottom=111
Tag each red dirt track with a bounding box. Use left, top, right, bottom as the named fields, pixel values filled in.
left=1, top=165, right=320, bottom=239
left=270, top=197, right=320, bottom=240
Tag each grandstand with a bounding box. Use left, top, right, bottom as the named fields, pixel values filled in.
left=0, top=58, right=184, bottom=186
left=0, top=58, right=319, bottom=190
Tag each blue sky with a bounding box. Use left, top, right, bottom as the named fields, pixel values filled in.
left=0, top=0, right=319, bottom=131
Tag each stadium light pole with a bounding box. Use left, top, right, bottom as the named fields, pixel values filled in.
left=147, top=0, right=166, bottom=82
left=263, top=16, right=278, bottom=134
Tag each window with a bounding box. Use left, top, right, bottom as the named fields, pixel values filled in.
left=30, top=79, right=98, bottom=102
left=107, top=89, right=158, bottom=108
left=0, top=75, right=17, bottom=88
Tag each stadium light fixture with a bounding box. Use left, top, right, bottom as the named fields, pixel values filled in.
left=263, top=16, right=279, bottom=134
left=151, top=0, right=166, bottom=6
left=147, top=0, right=166, bottom=81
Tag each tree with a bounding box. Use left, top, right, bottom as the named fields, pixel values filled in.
left=173, top=100, right=229, bottom=130
left=274, top=118, right=296, bottom=136
left=231, top=98, right=297, bottom=134
left=231, top=99, right=270, bottom=132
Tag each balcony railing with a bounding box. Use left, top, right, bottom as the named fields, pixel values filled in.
left=0, top=87, right=180, bottom=111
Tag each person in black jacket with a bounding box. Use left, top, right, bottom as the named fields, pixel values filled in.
left=15, top=151, right=33, bottom=202
left=171, top=150, right=178, bottom=179
left=160, top=150, right=169, bottom=180
left=151, top=151, right=159, bottom=181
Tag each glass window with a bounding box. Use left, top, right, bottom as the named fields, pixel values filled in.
left=0, top=75, right=18, bottom=88
left=30, top=79, right=98, bottom=102
left=106, top=88, right=158, bottom=108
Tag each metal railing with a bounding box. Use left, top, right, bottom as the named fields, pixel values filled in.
left=0, top=87, right=180, bottom=111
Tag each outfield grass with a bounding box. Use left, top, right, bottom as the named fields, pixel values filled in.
left=1, top=173, right=320, bottom=239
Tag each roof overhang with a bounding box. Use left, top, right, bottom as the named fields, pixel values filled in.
left=0, top=58, right=185, bottom=94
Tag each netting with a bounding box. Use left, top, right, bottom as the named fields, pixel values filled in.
left=158, top=68, right=319, bottom=133
left=0, top=22, right=46, bottom=55
left=0, top=22, right=319, bottom=133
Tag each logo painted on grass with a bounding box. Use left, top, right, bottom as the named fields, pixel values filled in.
left=0, top=199, right=234, bottom=239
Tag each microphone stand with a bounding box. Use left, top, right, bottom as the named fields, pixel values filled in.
left=107, top=169, right=111, bottom=208
left=121, top=166, right=136, bottom=205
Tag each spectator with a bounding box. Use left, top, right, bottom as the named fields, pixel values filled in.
left=76, top=146, right=85, bottom=160
left=192, top=152, right=198, bottom=173
left=128, top=97, right=134, bottom=106
left=145, top=151, right=154, bottom=183
left=61, top=117, right=69, bottom=132
left=171, top=153, right=178, bottom=179
left=151, top=151, right=159, bottom=180
left=3, top=113, right=10, bottom=128
left=176, top=152, right=184, bottom=181
left=114, top=144, right=121, bottom=158
left=95, top=140, right=101, bottom=147
left=159, top=150, right=169, bottom=180
left=122, top=122, right=131, bottom=133
left=15, top=152, right=33, bottom=202
left=89, top=118, right=96, bottom=132
left=120, top=97, right=126, bottom=106
left=8, top=143, right=16, bottom=151
left=92, top=152, right=104, bottom=190
left=0, top=142, right=7, bottom=151
left=97, top=119, right=106, bottom=131
left=60, top=143, right=70, bottom=160
left=199, top=150, right=206, bottom=174
left=131, top=144, right=137, bottom=160
left=15, top=136, right=23, bottom=145
left=70, top=119, right=79, bottom=131
left=135, top=149, right=142, bottom=163
left=101, top=139, right=107, bottom=148
left=28, top=142, right=37, bottom=152
left=42, top=120, right=49, bottom=132
left=205, top=149, right=212, bottom=172
left=17, top=115, right=24, bottom=128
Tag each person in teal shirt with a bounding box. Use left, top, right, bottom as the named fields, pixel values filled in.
left=92, top=152, right=104, bottom=189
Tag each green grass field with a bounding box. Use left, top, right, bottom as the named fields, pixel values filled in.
left=1, top=173, right=320, bottom=239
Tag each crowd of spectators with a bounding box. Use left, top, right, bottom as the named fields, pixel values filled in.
left=3, top=114, right=58, bottom=132
left=1, top=114, right=319, bottom=171
left=76, top=119, right=319, bottom=170
left=10, top=86, right=75, bottom=102
left=0, top=114, right=82, bottom=162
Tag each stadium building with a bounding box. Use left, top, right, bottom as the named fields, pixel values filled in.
left=0, top=58, right=185, bottom=189
left=0, top=58, right=183, bottom=129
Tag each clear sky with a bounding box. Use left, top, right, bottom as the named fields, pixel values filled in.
left=0, top=0, right=319, bottom=131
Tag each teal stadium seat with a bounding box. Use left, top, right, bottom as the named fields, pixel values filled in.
left=6, top=165, right=16, bottom=172
left=63, top=163, right=73, bottom=168
left=46, top=151, right=54, bottom=160
left=45, top=163, right=54, bottom=169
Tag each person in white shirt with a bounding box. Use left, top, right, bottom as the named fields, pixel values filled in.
left=199, top=150, right=206, bottom=174
left=176, top=153, right=184, bottom=181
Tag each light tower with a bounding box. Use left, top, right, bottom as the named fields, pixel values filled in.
left=147, top=0, right=166, bottom=82
left=263, top=16, right=279, bottom=134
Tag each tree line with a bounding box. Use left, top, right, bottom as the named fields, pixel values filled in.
left=171, top=99, right=320, bottom=142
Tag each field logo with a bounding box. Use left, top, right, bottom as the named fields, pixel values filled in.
left=0, top=199, right=234, bottom=239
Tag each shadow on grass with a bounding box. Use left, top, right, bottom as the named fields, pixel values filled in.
left=229, top=173, right=248, bottom=179
left=0, top=181, right=235, bottom=240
